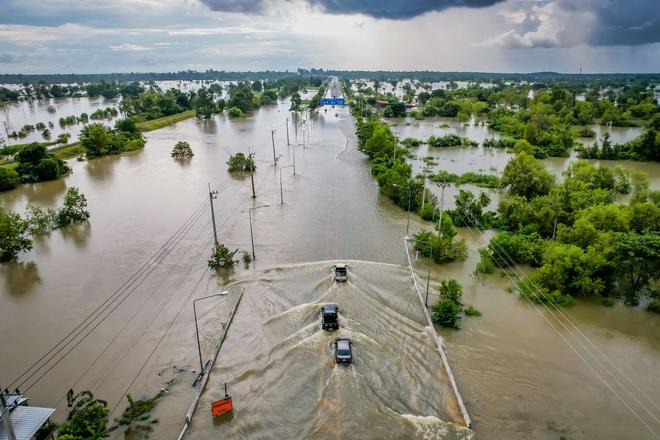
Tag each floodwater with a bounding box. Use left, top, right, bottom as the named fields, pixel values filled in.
left=187, top=261, right=472, bottom=439
left=0, top=96, right=659, bottom=439
left=1, top=96, right=121, bottom=146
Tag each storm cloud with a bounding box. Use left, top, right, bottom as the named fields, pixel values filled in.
left=199, top=0, right=506, bottom=19
left=491, top=0, right=660, bottom=49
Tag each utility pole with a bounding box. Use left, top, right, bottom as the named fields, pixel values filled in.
left=425, top=246, right=433, bottom=307
left=436, top=182, right=450, bottom=236
left=270, top=128, right=277, bottom=165
left=208, top=183, right=218, bottom=247
left=421, top=173, right=427, bottom=211
left=285, top=117, right=290, bottom=146
left=248, top=147, right=256, bottom=199
left=279, top=165, right=295, bottom=204
left=292, top=145, right=296, bottom=175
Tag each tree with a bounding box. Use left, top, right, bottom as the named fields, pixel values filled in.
left=57, top=390, right=109, bottom=440
left=612, top=233, right=660, bottom=305
left=56, top=187, right=90, bottom=227
left=171, top=141, right=194, bottom=159
left=208, top=243, right=239, bottom=270
left=289, top=92, right=302, bottom=111
left=194, top=87, right=216, bottom=119
left=226, top=153, right=255, bottom=172
left=0, top=208, right=32, bottom=262
left=111, top=393, right=160, bottom=437
left=0, top=167, right=18, bottom=191
left=502, top=152, right=554, bottom=199
left=80, top=123, right=112, bottom=157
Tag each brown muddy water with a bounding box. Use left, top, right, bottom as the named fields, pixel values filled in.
left=0, top=99, right=659, bottom=439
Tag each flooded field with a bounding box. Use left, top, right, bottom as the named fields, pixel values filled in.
left=1, top=96, right=121, bottom=146
left=1, top=96, right=659, bottom=439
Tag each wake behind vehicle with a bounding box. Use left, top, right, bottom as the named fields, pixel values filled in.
left=334, top=264, right=348, bottom=282
left=321, top=304, right=339, bottom=331
left=334, top=338, right=353, bottom=365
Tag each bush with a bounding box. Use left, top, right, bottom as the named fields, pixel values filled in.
left=0, top=167, right=18, bottom=191
left=431, top=299, right=462, bottom=329
left=438, top=279, right=463, bottom=304
left=427, top=134, right=477, bottom=148
left=475, top=248, right=495, bottom=274
left=228, top=107, right=244, bottom=118
left=464, top=305, right=482, bottom=316
left=227, top=153, right=255, bottom=172
left=208, top=243, right=239, bottom=270
left=648, top=299, right=660, bottom=314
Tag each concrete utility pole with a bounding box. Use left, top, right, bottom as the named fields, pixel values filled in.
left=285, top=117, right=290, bottom=146
left=270, top=128, right=277, bottom=165
left=279, top=165, right=295, bottom=204
left=249, top=204, right=270, bottom=259
left=208, top=183, right=218, bottom=247
left=248, top=147, right=256, bottom=199
left=421, top=173, right=427, bottom=211
left=1, top=392, right=17, bottom=440
left=436, top=182, right=450, bottom=236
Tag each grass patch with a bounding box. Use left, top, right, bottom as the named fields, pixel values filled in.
left=52, top=143, right=84, bottom=160
left=136, top=110, right=196, bottom=132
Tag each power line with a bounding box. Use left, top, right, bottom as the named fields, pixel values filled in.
left=21, top=205, right=211, bottom=394
left=438, top=187, right=660, bottom=437
left=9, top=177, right=233, bottom=392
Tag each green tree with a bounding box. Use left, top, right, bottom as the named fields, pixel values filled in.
left=0, top=208, right=32, bottom=262
left=171, top=141, right=194, bottom=159
left=80, top=123, right=112, bottom=157
left=502, top=152, right=555, bottom=200
left=612, top=233, right=660, bottom=305
left=194, top=87, right=216, bottom=120
left=226, top=153, right=255, bottom=172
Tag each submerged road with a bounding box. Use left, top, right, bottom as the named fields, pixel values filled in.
left=185, top=261, right=473, bottom=440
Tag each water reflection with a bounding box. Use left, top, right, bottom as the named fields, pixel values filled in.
left=0, top=178, right=67, bottom=211
left=1, top=261, right=41, bottom=295
left=60, top=221, right=91, bottom=249
left=85, top=156, right=120, bottom=181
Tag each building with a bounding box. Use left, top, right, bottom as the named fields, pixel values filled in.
left=0, top=391, right=55, bottom=440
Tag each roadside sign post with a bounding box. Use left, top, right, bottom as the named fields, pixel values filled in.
left=211, top=383, right=233, bottom=417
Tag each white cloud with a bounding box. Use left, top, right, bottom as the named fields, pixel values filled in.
left=109, top=43, right=151, bottom=51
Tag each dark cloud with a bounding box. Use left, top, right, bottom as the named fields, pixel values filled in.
left=199, top=0, right=505, bottom=19
left=570, top=0, right=660, bottom=46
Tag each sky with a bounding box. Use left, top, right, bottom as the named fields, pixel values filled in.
left=1, top=0, right=659, bottom=74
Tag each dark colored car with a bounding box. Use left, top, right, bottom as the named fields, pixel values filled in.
left=335, top=338, right=353, bottom=365
left=334, top=264, right=348, bottom=282
left=321, top=304, right=339, bottom=331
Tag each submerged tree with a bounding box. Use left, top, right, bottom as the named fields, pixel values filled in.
left=226, top=153, right=255, bottom=172
left=208, top=243, right=239, bottom=270
left=57, top=390, right=109, bottom=440
left=171, top=141, right=194, bottom=159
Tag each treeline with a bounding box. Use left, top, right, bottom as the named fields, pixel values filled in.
left=0, top=70, right=320, bottom=85
left=578, top=116, right=660, bottom=162
left=477, top=153, right=659, bottom=310
left=355, top=117, right=469, bottom=264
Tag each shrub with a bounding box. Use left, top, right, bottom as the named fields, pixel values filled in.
left=0, top=167, right=18, bottom=191
left=208, top=243, right=239, bottom=270
left=228, top=107, right=244, bottom=118
left=431, top=299, right=462, bottom=329
left=56, top=187, right=90, bottom=227
left=464, top=305, right=482, bottom=316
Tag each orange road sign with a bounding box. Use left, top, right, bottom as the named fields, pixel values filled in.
left=211, top=396, right=233, bottom=416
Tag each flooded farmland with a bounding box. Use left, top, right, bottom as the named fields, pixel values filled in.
left=1, top=95, right=659, bottom=439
